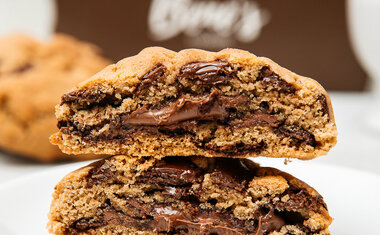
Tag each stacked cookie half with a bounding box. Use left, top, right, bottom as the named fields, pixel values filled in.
left=48, top=48, right=337, bottom=234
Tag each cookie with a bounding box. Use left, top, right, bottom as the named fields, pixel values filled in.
left=50, top=47, right=337, bottom=160
left=0, top=34, right=111, bottom=162
left=48, top=155, right=332, bottom=234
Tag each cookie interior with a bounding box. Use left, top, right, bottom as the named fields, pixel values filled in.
left=48, top=156, right=332, bottom=234
left=55, top=56, right=336, bottom=159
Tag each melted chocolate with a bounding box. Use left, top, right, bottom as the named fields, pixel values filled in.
left=125, top=90, right=227, bottom=126
left=179, top=59, right=233, bottom=85
left=256, top=209, right=286, bottom=235
left=78, top=157, right=325, bottom=234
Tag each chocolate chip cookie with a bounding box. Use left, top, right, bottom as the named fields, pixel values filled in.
left=51, top=47, right=337, bottom=160
left=48, top=155, right=332, bottom=234
left=0, top=34, right=111, bottom=162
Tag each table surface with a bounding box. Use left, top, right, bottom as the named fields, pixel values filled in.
left=1, top=92, right=379, bottom=184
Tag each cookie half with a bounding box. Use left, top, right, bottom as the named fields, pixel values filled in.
left=0, top=34, right=110, bottom=162
left=48, top=155, right=332, bottom=234
left=51, top=47, right=337, bottom=160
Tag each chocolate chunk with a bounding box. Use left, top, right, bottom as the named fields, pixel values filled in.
left=87, top=160, right=115, bottom=187
left=161, top=186, right=188, bottom=199
left=179, top=59, right=234, bottom=85
left=275, top=188, right=326, bottom=212
left=219, top=95, right=250, bottom=109
left=137, top=157, right=202, bottom=186
left=124, top=90, right=228, bottom=126
left=157, top=120, right=198, bottom=136
left=124, top=198, right=154, bottom=218
left=258, top=66, right=296, bottom=93
left=277, top=126, right=317, bottom=147
left=135, top=64, right=166, bottom=94
left=237, top=113, right=283, bottom=128
left=213, top=158, right=257, bottom=180
left=318, top=94, right=329, bottom=119
left=208, top=158, right=257, bottom=191
left=256, top=209, right=286, bottom=234
left=61, top=89, right=107, bottom=106
left=102, top=207, right=147, bottom=229
left=60, top=89, right=123, bottom=107
left=72, top=218, right=104, bottom=231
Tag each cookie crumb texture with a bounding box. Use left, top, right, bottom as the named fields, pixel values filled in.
left=0, top=34, right=110, bottom=162
left=48, top=155, right=332, bottom=234
left=52, top=47, right=337, bottom=160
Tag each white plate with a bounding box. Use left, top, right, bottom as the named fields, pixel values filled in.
left=0, top=159, right=379, bottom=235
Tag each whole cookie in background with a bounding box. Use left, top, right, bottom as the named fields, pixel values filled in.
left=0, top=34, right=111, bottom=162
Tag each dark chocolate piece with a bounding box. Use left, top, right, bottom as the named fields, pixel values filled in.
left=60, top=89, right=124, bottom=108
left=208, top=158, right=257, bottom=191
left=61, top=89, right=107, bottom=106
left=277, top=126, right=317, bottom=147
left=125, top=90, right=227, bottom=126
left=71, top=218, right=104, bottom=231
left=137, top=157, right=202, bottom=186
left=179, top=59, right=234, bottom=85
left=236, top=113, right=282, bottom=128
left=256, top=209, right=287, bottom=234
left=219, top=95, right=250, bottom=108
left=135, top=64, right=166, bottom=94
left=275, top=187, right=326, bottom=212
left=87, top=159, right=115, bottom=187
left=318, top=94, right=329, bottom=120
left=258, top=66, right=296, bottom=93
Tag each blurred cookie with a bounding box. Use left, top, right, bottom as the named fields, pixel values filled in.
left=51, top=47, right=337, bottom=160
left=48, top=155, right=332, bottom=234
left=0, top=34, right=111, bottom=162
